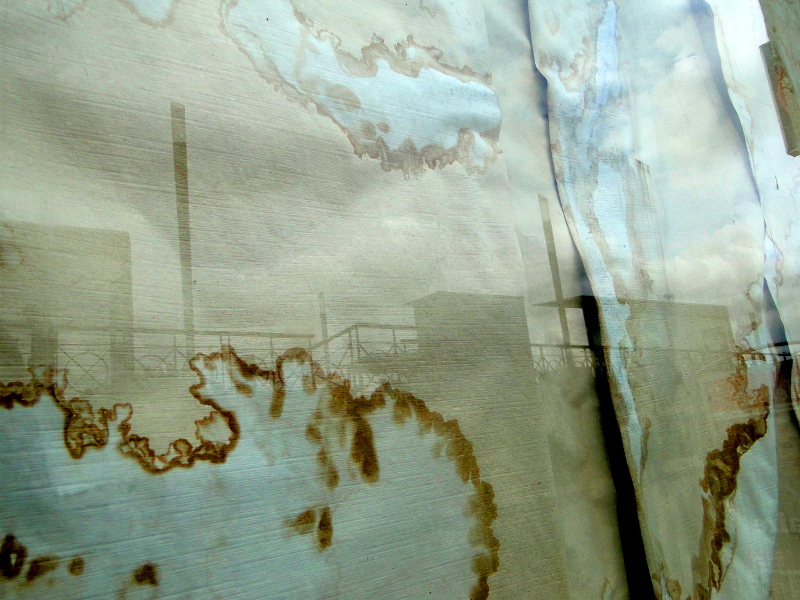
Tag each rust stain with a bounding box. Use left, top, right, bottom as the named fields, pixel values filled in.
left=111, top=345, right=324, bottom=473
left=317, top=507, right=333, bottom=551
left=287, top=509, right=317, bottom=536
left=305, top=415, right=340, bottom=489
left=234, top=381, right=253, bottom=396
left=773, top=56, right=794, bottom=109
left=209, top=345, right=499, bottom=596
left=691, top=360, right=771, bottom=599
left=305, top=423, right=322, bottom=443
left=24, top=556, right=57, bottom=583
left=383, top=385, right=499, bottom=600
left=270, top=385, right=286, bottom=419
left=265, top=347, right=386, bottom=485
left=316, top=447, right=340, bottom=489
left=692, top=406, right=769, bottom=598
left=2, top=344, right=500, bottom=598
left=132, top=563, right=159, bottom=586
left=111, top=348, right=250, bottom=473
left=68, top=557, right=84, bottom=576
left=351, top=415, right=380, bottom=482
left=217, top=346, right=500, bottom=594
left=653, top=354, right=771, bottom=599
left=0, top=367, right=65, bottom=410
left=1, top=357, right=242, bottom=473
left=327, top=383, right=384, bottom=483
left=667, top=578, right=682, bottom=600
left=56, top=398, right=113, bottom=459
left=717, top=351, right=772, bottom=412
left=389, top=387, right=479, bottom=484
left=0, top=534, right=27, bottom=579
left=650, top=565, right=683, bottom=600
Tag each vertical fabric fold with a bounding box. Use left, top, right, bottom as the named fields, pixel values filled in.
left=528, top=0, right=780, bottom=597
left=483, top=1, right=630, bottom=597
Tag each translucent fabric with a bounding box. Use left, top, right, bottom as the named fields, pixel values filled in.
left=0, top=1, right=798, bottom=599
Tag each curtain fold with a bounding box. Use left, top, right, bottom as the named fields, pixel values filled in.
left=527, top=0, right=789, bottom=597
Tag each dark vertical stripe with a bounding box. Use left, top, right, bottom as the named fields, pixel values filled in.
left=171, top=102, right=195, bottom=357
left=539, top=194, right=572, bottom=364
left=319, top=292, right=330, bottom=369
left=581, top=295, right=656, bottom=600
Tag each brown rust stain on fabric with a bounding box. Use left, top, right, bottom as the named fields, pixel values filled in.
left=690, top=357, right=770, bottom=600
left=1, top=358, right=242, bottom=473
left=24, top=556, right=57, bottom=583
left=1, top=345, right=500, bottom=598
left=68, top=557, right=84, bottom=576
left=0, top=367, right=65, bottom=410
left=317, top=507, right=333, bottom=551
left=0, top=534, right=27, bottom=579
left=194, top=348, right=499, bottom=595
left=327, top=382, right=384, bottom=483
left=133, top=563, right=159, bottom=586
left=651, top=351, right=771, bottom=600
left=57, top=398, right=113, bottom=459
left=692, top=401, right=769, bottom=599
left=383, top=385, right=499, bottom=600
left=112, top=348, right=250, bottom=473
left=287, top=509, right=317, bottom=536
left=231, top=345, right=500, bottom=596
left=317, top=447, right=340, bottom=489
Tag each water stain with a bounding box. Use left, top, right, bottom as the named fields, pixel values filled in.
left=48, top=0, right=179, bottom=28
left=222, top=0, right=501, bottom=177
left=326, top=84, right=361, bottom=112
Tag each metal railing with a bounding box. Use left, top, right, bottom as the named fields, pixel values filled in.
left=310, top=323, right=418, bottom=389
left=530, top=344, right=597, bottom=372
left=8, top=321, right=795, bottom=397
left=2, top=325, right=313, bottom=396
left=310, top=324, right=601, bottom=387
